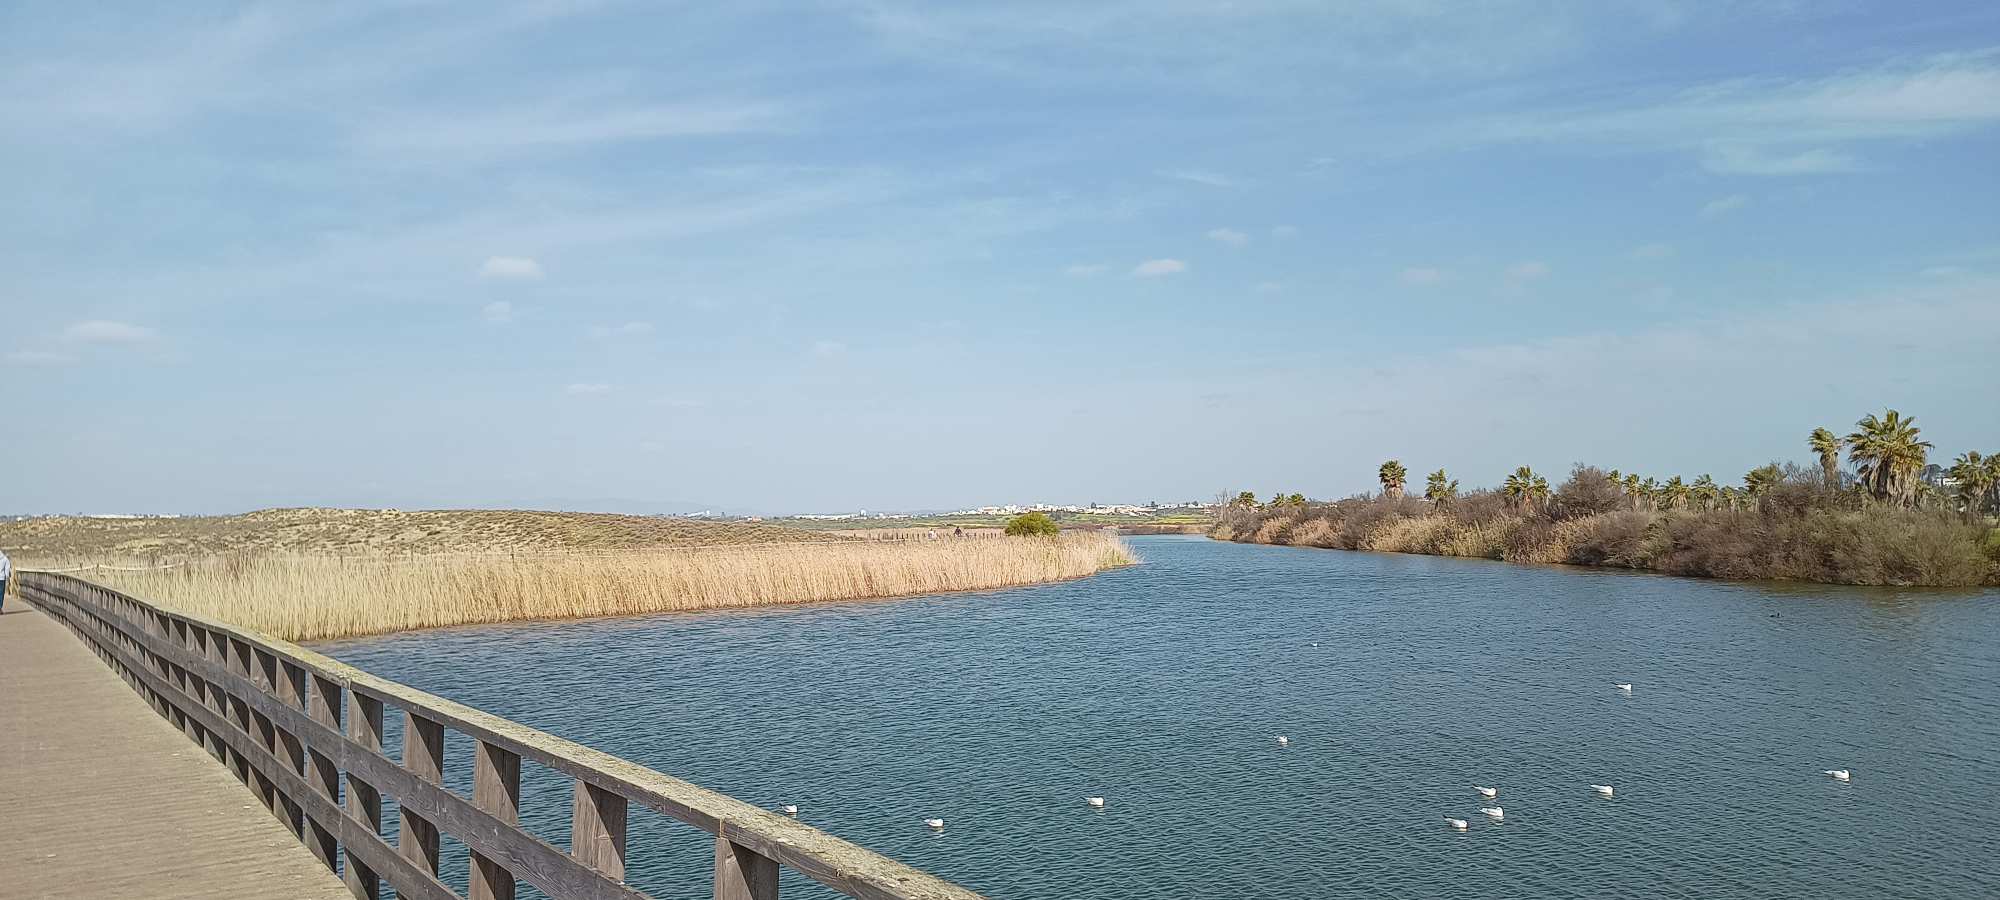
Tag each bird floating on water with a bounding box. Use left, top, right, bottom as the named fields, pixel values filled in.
left=1085, top=797, right=1106, bottom=808
left=781, top=804, right=799, bottom=816
left=1825, top=769, right=1851, bottom=782
left=1480, top=807, right=1504, bottom=820
left=1475, top=786, right=1497, bottom=799
left=1276, top=736, right=1290, bottom=746
left=1445, top=817, right=1469, bottom=831
left=924, top=818, right=946, bottom=830
left=1616, top=683, right=1633, bottom=693
left=1591, top=784, right=1615, bottom=797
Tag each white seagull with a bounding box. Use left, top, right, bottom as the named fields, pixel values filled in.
left=1445, top=817, right=1469, bottom=831
left=1616, top=683, right=1633, bottom=693
left=1480, top=807, right=1504, bottom=821
left=1276, top=736, right=1290, bottom=747
left=781, top=804, right=799, bottom=816
left=1084, top=797, right=1106, bottom=808
left=1475, top=786, right=1497, bottom=799
left=1824, top=769, right=1851, bottom=782
left=924, top=818, right=946, bottom=830
left=1591, top=784, right=1615, bottom=797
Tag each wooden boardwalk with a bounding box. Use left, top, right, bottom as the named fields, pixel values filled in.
left=0, top=604, right=350, bottom=900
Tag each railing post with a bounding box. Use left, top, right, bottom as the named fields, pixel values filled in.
left=274, top=660, right=309, bottom=838
left=470, top=740, right=521, bottom=900
left=306, top=673, right=344, bottom=873
left=345, top=692, right=385, bottom=900
left=402, top=713, right=446, bottom=876
left=715, top=832, right=780, bottom=900
left=225, top=638, right=255, bottom=785
left=571, top=780, right=628, bottom=881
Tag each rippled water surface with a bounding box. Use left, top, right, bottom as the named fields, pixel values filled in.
left=326, top=536, right=2000, bottom=899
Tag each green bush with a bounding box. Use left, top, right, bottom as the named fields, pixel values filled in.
left=1004, top=512, right=1060, bottom=537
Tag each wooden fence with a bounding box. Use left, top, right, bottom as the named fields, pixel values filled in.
left=18, top=571, right=985, bottom=900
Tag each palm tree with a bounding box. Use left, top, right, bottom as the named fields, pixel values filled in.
left=1424, top=469, right=1459, bottom=504
left=1233, top=491, right=1258, bottom=508
left=1719, top=485, right=1744, bottom=511
left=1640, top=477, right=1660, bottom=512
left=1987, top=454, right=2000, bottom=516
left=1691, top=474, right=1719, bottom=511
left=1951, top=451, right=1994, bottom=516
left=1743, top=464, right=1781, bottom=510
left=1809, top=427, right=1842, bottom=488
left=1378, top=460, right=1408, bottom=500
left=1660, top=476, right=1689, bottom=511
left=1503, top=466, right=1550, bottom=513
left=1847, top=409, right=1932, bottom=505
left=1622, top=473, right=1645, bottom=511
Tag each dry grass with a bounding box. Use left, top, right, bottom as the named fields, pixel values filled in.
left=72, top=532, right=1137, bottom=642
left=0, top=508, right=833, bottom=563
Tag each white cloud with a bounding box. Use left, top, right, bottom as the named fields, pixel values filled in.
left=1255, top=281, right=1285, bottom=293
left=589, top=321, right=655, bottom=338
left=63, top=320, right=157, bottom=344
left=1271, top=225, right=1299, bottom=238
left=1630, top=242, right=1675, bottom=260
left=1920, top=265, right=1967, bottom=278
left=1206, top=227, right=1249, bottom=247
left=481, top=301, right=514, bottom=324
left=565, top=383, right=612, bottom=395
left=1702, top=144, right=1859, bottom=175
left=1063, top=263, right=1108, bottom=277
left=4, top=349, right=76, bottom=366
left=478, top=256, right=544, bottom=279
left=1132, top=259, right=1187, bottom=277
left=361, top=99, right=790, bottom=157
left=811, top=339, right=847, bottom=357
left=1701, top=194, right=1749, bottom=217
left=1156, top=169, right=1237, bottom=188
left=1400, top=267, right=1447, bottom=286
left=1505, top=260, right=1551, bottom=281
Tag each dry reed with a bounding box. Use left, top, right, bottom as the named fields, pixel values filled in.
left=72, top=533, right=1137, bottom=642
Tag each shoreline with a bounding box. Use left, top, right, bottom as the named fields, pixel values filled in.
left=65, top=532, right=1139, bottom=642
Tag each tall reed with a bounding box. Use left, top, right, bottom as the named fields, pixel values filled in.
left=72, top=533, right=1136, bottom=642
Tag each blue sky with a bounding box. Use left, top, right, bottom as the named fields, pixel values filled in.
left=3, top=1, right=1998, bottom=515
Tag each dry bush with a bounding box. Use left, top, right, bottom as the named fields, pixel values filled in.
left=74, top=533, right=1138, bottom=642
left=1451, top=490, right=1513, bottom=527
left=1552, top=465, right=1627, bottom=521
left=1567, top=511, right=1656, bottom=567
left=1287, top=518, right=1338, bottom=547
left=1252, top=516, right=1297, bottom=545
left=1438, top=520, right=1513, bottom=559
left=1363, top=515, right=1453, bottom=553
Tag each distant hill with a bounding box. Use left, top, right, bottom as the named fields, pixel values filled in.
left=0, top=508, right=835, bottom=561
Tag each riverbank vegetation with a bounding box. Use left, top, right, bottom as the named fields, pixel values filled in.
left=1216, top=409, right=2000, bottom=587
left=63, top=532, right=1137, bottom=642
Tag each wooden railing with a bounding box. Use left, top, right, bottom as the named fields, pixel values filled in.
left=19, top=571, right=985, bottom=900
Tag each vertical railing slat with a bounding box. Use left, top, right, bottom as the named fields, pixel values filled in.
left=571, top=780, right=629, bottom=881
left=402, top=713, right=446, bottom=875
left=470, top=740, right=521, bottom=900
left=345, top=692, right=385, bottom=900
left=306, top=672, right=344, bottom=873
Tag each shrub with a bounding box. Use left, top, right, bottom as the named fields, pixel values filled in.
left=1568, top=512, right=1655, bottom=567
left=1552, top=465, right=1626, bottom=520
left=1004, top=512, right=1060, bottom=537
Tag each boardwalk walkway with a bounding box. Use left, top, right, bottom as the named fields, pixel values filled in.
left=0, top=604, right=349, bottom=900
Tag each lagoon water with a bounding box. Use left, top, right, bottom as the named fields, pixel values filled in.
left=326, top=536, right=2000, bottom=899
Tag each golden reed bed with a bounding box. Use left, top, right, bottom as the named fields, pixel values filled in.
left=60, top=533, right=1136, bottom=642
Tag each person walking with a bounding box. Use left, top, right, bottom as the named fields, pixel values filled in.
left=0, top=548, right=11, bottom=614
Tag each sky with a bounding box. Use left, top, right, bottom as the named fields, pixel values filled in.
left=3, top=1, right=1998, bottom=515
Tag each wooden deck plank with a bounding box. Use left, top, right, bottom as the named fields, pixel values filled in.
left=0, top=605, right=351, bottom=900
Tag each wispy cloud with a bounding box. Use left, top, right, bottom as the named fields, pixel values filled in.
left=360, top=98, right=791, bottom=157
left=1255, top=281, right=1285, bottom=293
left=1133, top=259, right=1187, bottom=277
left=1271, top=225, right=1299, bottom=238
left=565, top=383, right=612, bottom=395
left=1701, top=194, right=1749, bottom=217
left=589, top=321, right=655, bottom=339
left=63, top=320, right=157, bottom=344
left=811, top=339, right=847, bottom=357
left=1157, top=169, right=1237, bottom=188
left=1206, top=227, right=1249, bottom=247
left=1630, top=242, right=1675, bottom=260
left=1505, top=260, right=1551, bottom=281
left=1063, top=263, right=1108, bottom=276
left=4, top=349, right=76, bottom=366
left=1400, top=267, right=1448, bottom=286
left=481, top=301, right=515, bottom=324
left=479, top=256, right=544, bottom=279
left=1474, top=52, right=2000, bottom=172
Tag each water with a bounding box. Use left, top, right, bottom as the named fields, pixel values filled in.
left=325, top=536, right=2000, bottom=899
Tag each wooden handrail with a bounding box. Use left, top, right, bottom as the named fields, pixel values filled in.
left=18, top=571, right=986, bottom=900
